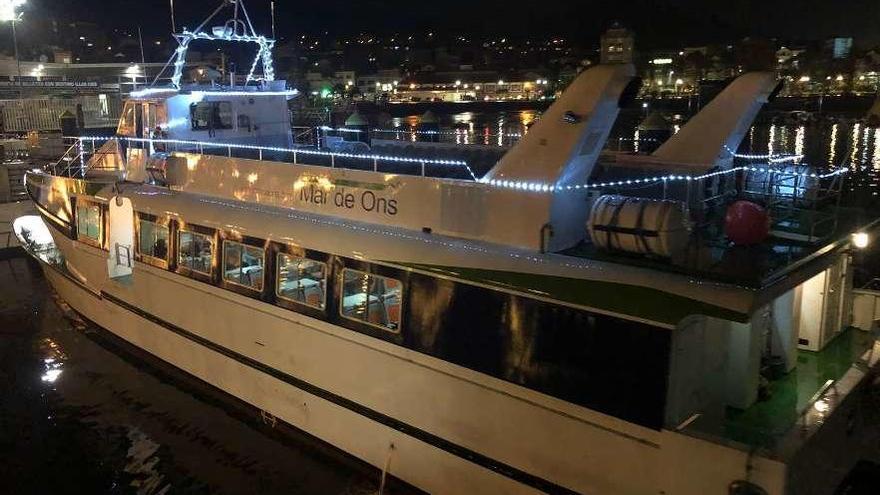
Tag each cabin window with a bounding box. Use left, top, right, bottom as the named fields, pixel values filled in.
left=223, top=240, right=264, bottom=291
left=276, top=254, right=326, bottom=309
left=340, top=268, right=402, bottom=332
left=137, top=219, right=169, bottom=262
left=178, top=229, right=214, bottom=275
left=116, top=101, right=136, bottom=136
left=190, top=101, right=233, bottom=131
left=75, top=201, right=102, bottom=246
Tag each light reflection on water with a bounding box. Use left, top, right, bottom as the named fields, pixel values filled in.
left=396, top=110, right=874, bottom=164
left=394, top=109, right=880, bottom=193
left=397, top=110, right=866, bottom=160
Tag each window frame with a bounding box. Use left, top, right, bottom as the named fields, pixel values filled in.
left=74, top=197, right=105, bottom=250
left=221, top=237, right=266, bottom=295
left=116, top=100, right=136, bottom=136
left=133, top=212, right=171, bottom=269
left=189, top=100, right=234, bottom=131
left=275, top=251, right=328, bottom=312
left=174, top=222, right=217, bottom=283
left=338, top=266, right=404, bottom=334
left=271, top=243, right=330, bottom=319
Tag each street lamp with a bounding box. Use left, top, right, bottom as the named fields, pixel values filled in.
left=0, top=0, right=25, bottom=87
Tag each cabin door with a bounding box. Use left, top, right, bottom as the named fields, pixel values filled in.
left=106, top=196, right=134, bottom=280
left=134, top=104, right=144, bottom=139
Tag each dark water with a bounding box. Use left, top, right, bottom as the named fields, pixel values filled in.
left=390, top=109, right=880, bottom=170
left=0, top=255, right=409, bottom=495
left=391, top=109, right=880, bottom=213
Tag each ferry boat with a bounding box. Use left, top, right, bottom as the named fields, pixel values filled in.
left=14, top=3, right=880, bottom=494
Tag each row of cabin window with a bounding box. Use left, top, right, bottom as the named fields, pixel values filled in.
left=136, top=217, right=402, bottom=333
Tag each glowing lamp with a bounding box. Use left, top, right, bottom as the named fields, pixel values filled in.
left=0, top=0, right=25, bottom=22
left=852, top=232, right=870, bottom=249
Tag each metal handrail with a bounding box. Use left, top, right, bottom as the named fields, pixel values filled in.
left=74, top=136, right=478, bottom=180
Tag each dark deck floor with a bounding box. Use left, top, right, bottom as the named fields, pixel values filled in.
left=723, top=327, right=877, bottom=448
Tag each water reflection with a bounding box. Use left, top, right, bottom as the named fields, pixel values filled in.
left=388, top=110, right=880, bottom=199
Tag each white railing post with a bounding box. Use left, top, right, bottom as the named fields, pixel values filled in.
left=293, top=150, right=297, bottom=164
left=78, top=139, right=85, bottom=177
left=421, top=161, right=426, bottom=176
left=331, top=153, right=335, bottom=168
left=373, top=157, right=378, bottom=172
left=228, top=145, right=232, bottom=157
left=259, top=149, right=263, bottom=161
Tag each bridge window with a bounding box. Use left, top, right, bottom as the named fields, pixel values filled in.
left=223, top=240, right=264, bottom=291
left=276, top=254, right=326, bottom=309
left=341, top=268, right=402, bottom=332
left=190, top=101, right=233, bottom=131
left=178, top=229, right=213, bottom=275
left=75, top=201, right=102, bottom=247
left=137, top=218, right=169, bottom=263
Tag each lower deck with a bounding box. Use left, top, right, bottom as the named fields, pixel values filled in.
left=687, top=326, right=879, bottom=450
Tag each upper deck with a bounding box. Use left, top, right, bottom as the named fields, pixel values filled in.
left=64, top=133, right=874, bottom=267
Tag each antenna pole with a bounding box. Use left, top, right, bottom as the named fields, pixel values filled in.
left=237, top=0, right=258, bottom=37
left=137, top=26, right=146, bottom=65
left=169, top=0, right=176, bottom=33
left=191, top=1, right=229, bottom=35
left=270, top=1, right=276, bottom=39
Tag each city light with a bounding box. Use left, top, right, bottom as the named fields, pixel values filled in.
left=0, top=0, right=25, bottom=22
left=799, top=75, right=811, bottom=82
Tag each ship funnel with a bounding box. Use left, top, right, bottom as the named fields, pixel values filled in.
left=484, top=64, right=637, bottom=185
left=650, top=71, right=781, bottom=169
left=482, top=64, right=637, bottom=251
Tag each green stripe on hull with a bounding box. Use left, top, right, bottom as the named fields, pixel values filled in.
left=395, top=263, right=749, bottom=326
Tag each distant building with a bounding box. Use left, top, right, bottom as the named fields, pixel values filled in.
left=826, top=37, right=853, bottom=60
left=776, top=46, right=806, bottom=70
left=390, top=71, right=550, bottom=103
left=600, top=25, right=635, bottom=64
left=357, top=68, right=402, bottom=96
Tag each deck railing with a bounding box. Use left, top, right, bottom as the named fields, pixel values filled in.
left=60, top=136, right=479, bottom=181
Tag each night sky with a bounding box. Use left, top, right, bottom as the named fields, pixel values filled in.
left=35, top=0, right=880, bottom=47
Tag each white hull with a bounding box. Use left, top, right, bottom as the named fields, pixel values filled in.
left=33, top=221, right=792, bottom=495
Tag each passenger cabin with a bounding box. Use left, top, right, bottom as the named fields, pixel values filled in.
left=116, top=82, right=296, bottom=149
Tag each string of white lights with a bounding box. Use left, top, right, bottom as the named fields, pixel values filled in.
left=171, top=29, right=275, bottom=88
left=723, top=145, right=804, bottom=163
left=75, top=136, right=845, bottom=194
left=76, top=136, right=477, bottom=179
left=130, top=88, right=298, bottom=98
left=374, top=128, right=525, bottom=138
left=481, top=166, right=848, bottom=193
left=614, top=137, right=661, bottom=143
